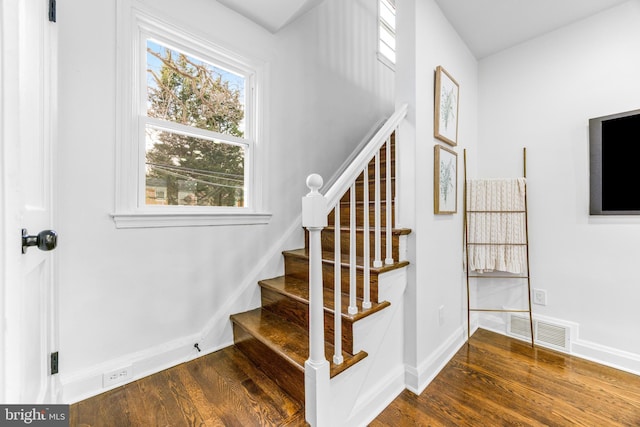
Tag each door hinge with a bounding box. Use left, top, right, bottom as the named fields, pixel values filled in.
left=51, top=352, right=59, bottom=375
left=49, top=0, right=56, bottom=23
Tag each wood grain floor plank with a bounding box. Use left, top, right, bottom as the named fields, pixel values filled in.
left=143, top=371, right=195, bottom=427
left=434, top=362, right=549, bottom=426
left=125, top=374, right=169, bottom=427
left=209, top=347, right=303, bottom=420
left=472, top=330, right=640, bottom=397
left=445, top=359, right=593, bottom=426
left=122, top=379, right=157, bottom=427
left=163, top=367, right=208, bottom=426
left=402, top=379, right=508, bottom=426
left=70, top=329, right=640, bottom=426
left=186, top=347, right=304, bottom=426
left=169, top=364, right=228, bottom=426
left=370, top=391, right=448, bottom=427
left=372, top=329, right=640, bottom=426
left=91, top=387, right=134, bottom=427
left=466, top=332, right=640, bottom=425
left=186, top=355, right=268, bottom=427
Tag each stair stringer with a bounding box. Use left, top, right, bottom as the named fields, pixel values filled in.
left=324, top=266, right=408, bottom=427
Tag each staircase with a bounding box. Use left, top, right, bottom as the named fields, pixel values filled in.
left=230, top=107, right=409, bottom=425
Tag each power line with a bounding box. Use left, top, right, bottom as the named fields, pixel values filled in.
left=148, top=165, right=244, bottom=191
left=146, top=162, right=244, bottom=182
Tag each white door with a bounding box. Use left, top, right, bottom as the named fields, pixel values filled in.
left=1, top=0, right=59, bottom=403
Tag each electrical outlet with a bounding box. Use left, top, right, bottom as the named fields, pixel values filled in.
left=103, top=365, right=133, bottom=387
left=533, top=289, right=547, bottom=306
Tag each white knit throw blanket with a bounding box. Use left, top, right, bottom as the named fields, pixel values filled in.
left=466, top=178, right=527, bottom=274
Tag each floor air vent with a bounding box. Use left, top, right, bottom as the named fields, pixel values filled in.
left=536, top=321, right=568, bottom=350
left=508, top=315, right=570, bottom=352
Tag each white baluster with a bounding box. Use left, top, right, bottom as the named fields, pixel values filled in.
left=374, top=152, right=383, bottom=268
left=385, top=138, right=394, bottom=265
left=363, top=164, right=371, bottom=309
left=302, top=174, right=330, bottom=427
left=333, top=204, right=343, bottom=365
left=348, top=183, right=357, bottom=315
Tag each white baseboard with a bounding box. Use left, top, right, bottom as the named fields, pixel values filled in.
left=404, top=326, right=467, bottom=395
left=572, top=338, right=640, bottom=376
left=479, top=313, right=640, bottom=377
left=60, top=330, right=233, bottom=404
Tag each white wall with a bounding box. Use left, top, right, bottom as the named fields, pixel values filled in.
left=396, top=0, right=478, bottom=392
left=478, top=0, right=640, bottom=363
left=57, top=0, right=394, bottom=402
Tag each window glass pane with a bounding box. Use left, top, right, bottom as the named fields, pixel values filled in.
left=145, top=126, right=245, bottom=207
left=146, top=40, right=246, bottom=137
left=379, top=0, right=396, bottom=65
left=379, top=42, right=396, bottom=64
left=380, top=25, right=396, bottom=50
left=380, top=0, right=395, bottom=29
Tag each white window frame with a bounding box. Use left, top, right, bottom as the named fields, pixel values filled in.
left=378, top=0, right=396, bottom=70
left=113, top=1, right=270, bottom=228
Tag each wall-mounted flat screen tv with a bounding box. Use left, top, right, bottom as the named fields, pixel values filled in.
left=589, top=108, right=640, bottom=215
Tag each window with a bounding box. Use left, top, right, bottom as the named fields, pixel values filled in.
left=144, top=40, right=247, bottom=208
left=114, top=3, right=270, bottom=227
left=378, top=0, right=396, bottom=67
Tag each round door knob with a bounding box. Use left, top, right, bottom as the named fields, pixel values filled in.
left=22, top=229, right=58, bottom=254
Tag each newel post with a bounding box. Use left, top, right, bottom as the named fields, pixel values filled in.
left=302, top=174, right=330, bottom=427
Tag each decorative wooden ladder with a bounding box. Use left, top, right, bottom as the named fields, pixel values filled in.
left=230, top=106, right=409, bottom=425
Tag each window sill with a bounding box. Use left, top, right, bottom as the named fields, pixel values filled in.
left=111, top=210, right=272, bottom=228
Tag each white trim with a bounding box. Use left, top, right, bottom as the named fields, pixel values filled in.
left=481, top=313, right=640, bottom=377
left=572, top=338, right=640, bottom=376
left=47, top=7, right=62, bottom=403
left=404, top=326, right=467, bottom=395
left=111, top=211, right=271, bottom=228
left=114, top=0, right=269, bottom=227
left=0, top=0, right=9, bottom=404
left=143, top=117, right=251, bottom=148
left=60, top=329, right=232, bottom=404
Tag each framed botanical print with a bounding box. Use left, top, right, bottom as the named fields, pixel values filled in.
left=434, top=145, right=457, bottom=214
left=434, top=66, right=459, bottom=146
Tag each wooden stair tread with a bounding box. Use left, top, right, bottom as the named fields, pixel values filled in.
left=230, top=308, right=367, bottom=378
left=259, top=276, right=390, bottom=321
left=283, top=248, right=410, bottom=273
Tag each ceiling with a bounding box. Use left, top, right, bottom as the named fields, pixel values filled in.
left=216, top=0, right=324, bottom=33
left=433, top=0, right=631, bottom=58
left=216, top=0, right=631, bottom=58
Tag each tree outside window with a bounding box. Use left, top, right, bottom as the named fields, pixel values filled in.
left=144, top=41, right=248, bottom=207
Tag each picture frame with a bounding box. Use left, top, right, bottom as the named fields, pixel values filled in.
left=434, top=66, right=459, bottom=146
left=434, top=145, right=457, bottom=214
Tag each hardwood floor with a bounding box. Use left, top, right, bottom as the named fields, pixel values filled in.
left=70, top=329, right=640, bottom=426
left=372, top=329, right=640, bottom=426
left=69, top=346, right=306, bottom=427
